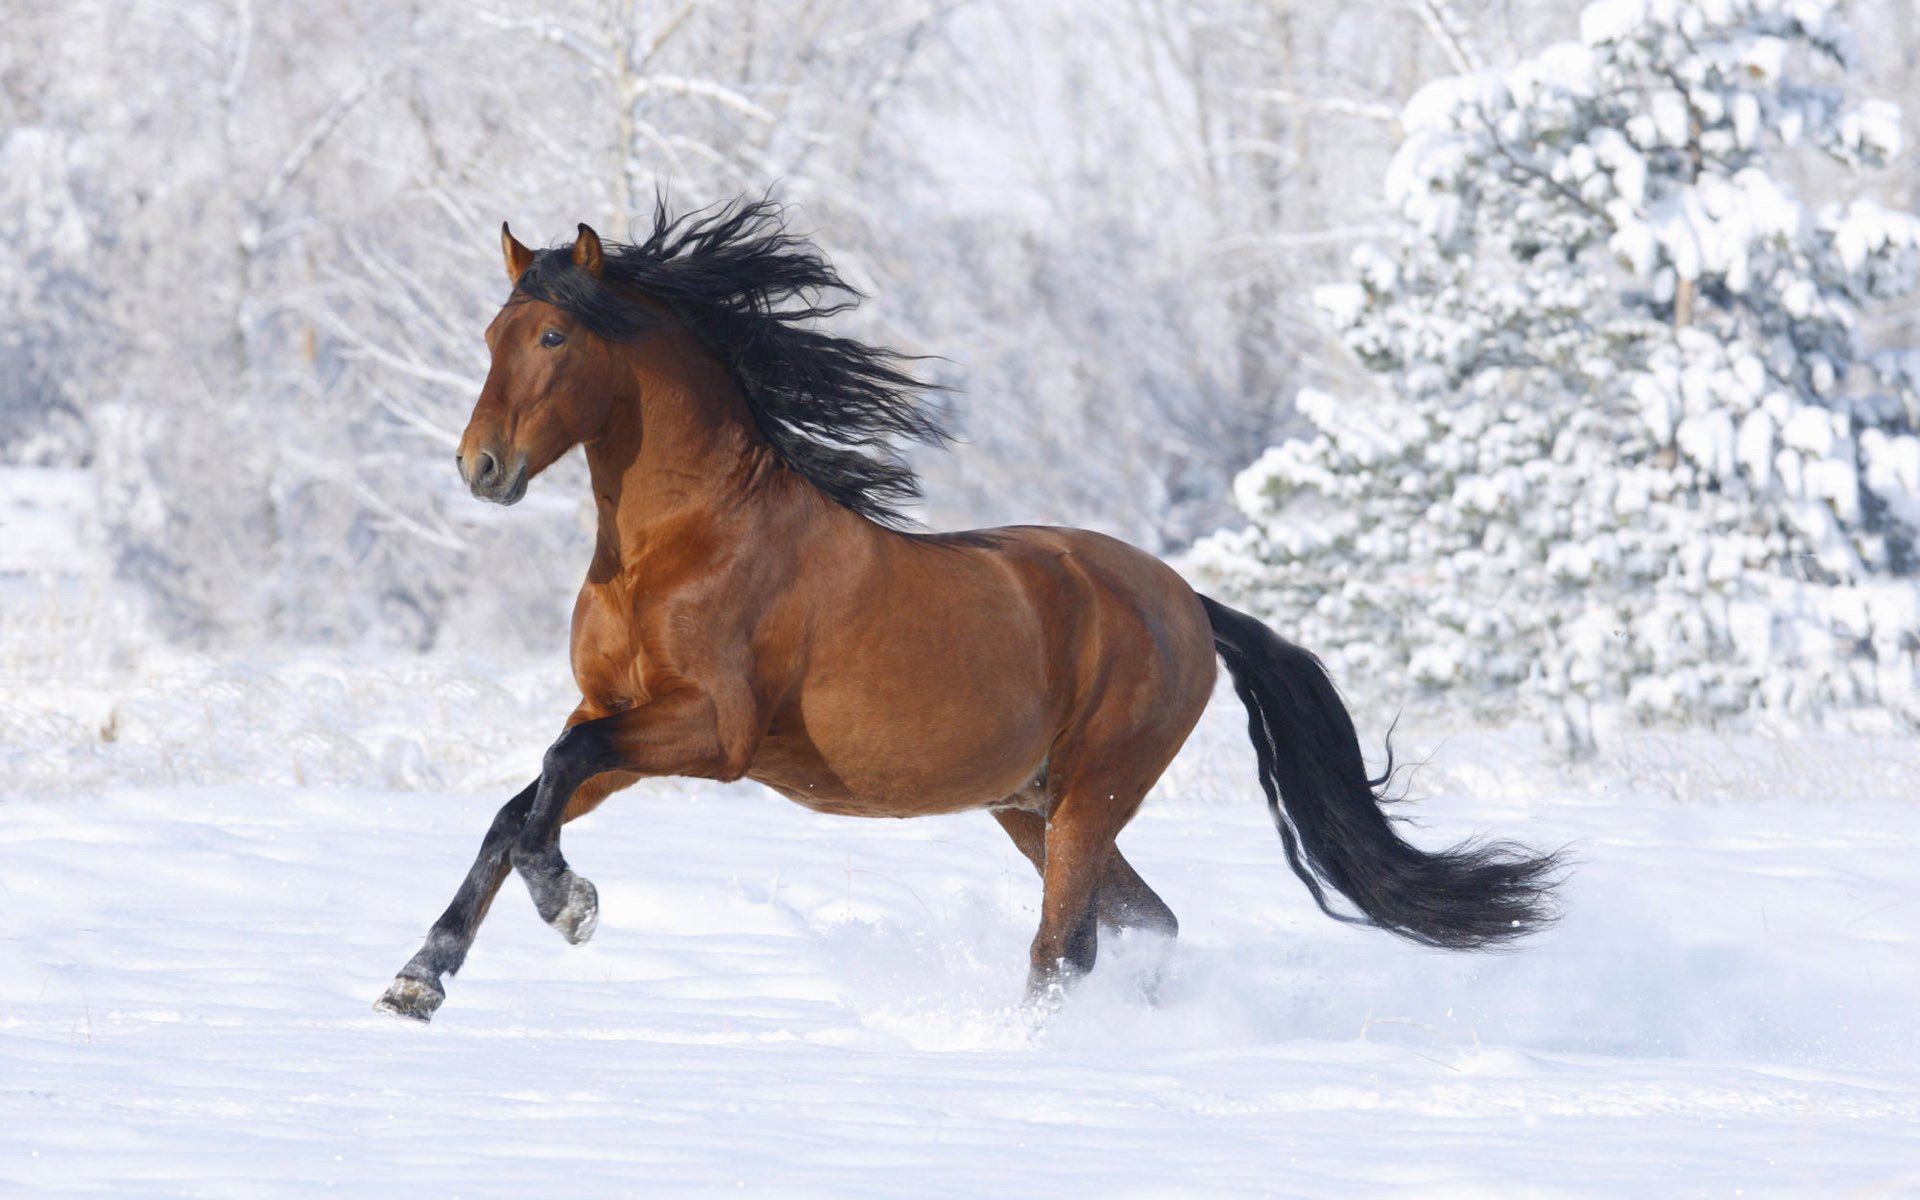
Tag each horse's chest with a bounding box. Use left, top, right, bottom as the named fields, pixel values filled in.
left=569, top=586, right=648, bottom=708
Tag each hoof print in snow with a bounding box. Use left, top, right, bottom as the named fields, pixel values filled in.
left=374, top=975, right=445, bottom=1022
left=546, top=872, right=599, bottom=945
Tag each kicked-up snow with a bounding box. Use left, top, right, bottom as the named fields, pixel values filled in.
left=4, top=668, right=1919, bottom=1195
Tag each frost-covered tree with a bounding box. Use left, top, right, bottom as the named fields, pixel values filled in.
left=1191, top=0, right=1920, bottom=747
left=0, top=128, right=97, bottom=465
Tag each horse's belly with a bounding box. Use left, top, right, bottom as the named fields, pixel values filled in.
left=747, top=703, right=1049, bottom=818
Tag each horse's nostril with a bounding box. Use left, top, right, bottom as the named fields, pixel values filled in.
left=473, top=450, right=499, bottom=487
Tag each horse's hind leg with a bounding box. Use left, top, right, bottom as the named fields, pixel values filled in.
left=376, top=776, right=628, bottom=1022
left=1017, top=701, right=1204, bottom=1000
left=1024, top=790, right=1131, bottom=999
left=992, top=809, right=1177, bottom=938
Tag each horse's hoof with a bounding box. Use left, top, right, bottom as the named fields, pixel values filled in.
left=374, top=974, right=444, bottom=1022
left=548, top=872, right=599, bottom=945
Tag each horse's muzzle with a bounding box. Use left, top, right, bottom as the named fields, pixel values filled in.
left=457, top=447, right=530, bottom=506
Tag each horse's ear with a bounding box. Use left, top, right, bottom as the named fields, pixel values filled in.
left=501, top=222, right=535, bottom=284
left=571, top=223, right=604, bottom=278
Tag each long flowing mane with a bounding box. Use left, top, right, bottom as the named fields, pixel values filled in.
left=510, top=197, right=950, bottom=527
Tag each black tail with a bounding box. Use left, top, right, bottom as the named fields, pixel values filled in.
left=1200, top=595, right=1561, bottom=949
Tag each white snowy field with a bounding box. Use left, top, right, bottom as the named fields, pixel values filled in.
left=4, top=474, right=1920, bottom=1196
left=5, top=641, right=1920, bottom=1196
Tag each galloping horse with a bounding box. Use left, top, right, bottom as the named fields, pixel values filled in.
left=376, top=199, right=1559, bottom=1022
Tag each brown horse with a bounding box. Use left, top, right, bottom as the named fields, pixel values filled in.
left=376, top=199, right=1558, bottom=1022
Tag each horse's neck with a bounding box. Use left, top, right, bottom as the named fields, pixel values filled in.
left=582, top=337, right=783, bottom=575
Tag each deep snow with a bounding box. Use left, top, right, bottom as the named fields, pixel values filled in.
left=5, top=674, right=1920, bottom=1195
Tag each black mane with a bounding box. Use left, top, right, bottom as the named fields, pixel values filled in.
left=511, top=197, right=950, bottom=527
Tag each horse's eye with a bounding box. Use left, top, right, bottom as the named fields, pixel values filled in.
left=541, top=329, right=567, bottom=348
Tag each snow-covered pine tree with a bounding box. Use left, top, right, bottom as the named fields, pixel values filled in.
left=1189, top=0, right=1920, bottom=749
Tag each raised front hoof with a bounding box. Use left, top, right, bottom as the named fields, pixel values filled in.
left=541, top=871, right=599, bottom=945
left=375, top=974, right=445, bottom=1023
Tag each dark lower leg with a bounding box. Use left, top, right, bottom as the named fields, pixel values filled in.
left=1028, top=884, right=1101, bottom=999
left=510, top=743, right=602, bottom=944
left=1027, top=820, right=1109, bottom=999
left=377, top=782, right=534, bottom=1020
left=1098, top=855, right=1178, bottom=938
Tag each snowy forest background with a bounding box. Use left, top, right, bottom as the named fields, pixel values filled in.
left=6, top=0, right=1920, bottom=747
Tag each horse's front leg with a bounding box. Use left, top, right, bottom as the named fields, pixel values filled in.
left=375, top=781, right=534, bottom=1020
left=512, top=687, right=751, bottom=946
left=377, top=771, right=634, bottom=1022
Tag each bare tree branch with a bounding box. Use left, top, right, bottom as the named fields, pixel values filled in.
left=1410, top=0, right=1482, bottom=75
left=1241, top=87, right=1400, bottom=124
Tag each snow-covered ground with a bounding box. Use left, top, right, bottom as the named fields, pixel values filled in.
left=4, top=472, right=1920, bottom=1196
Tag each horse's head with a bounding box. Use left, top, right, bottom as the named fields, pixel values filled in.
left=458, top=223, right=626, bottom=505
left=456, top=198, right=949, bottom=525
